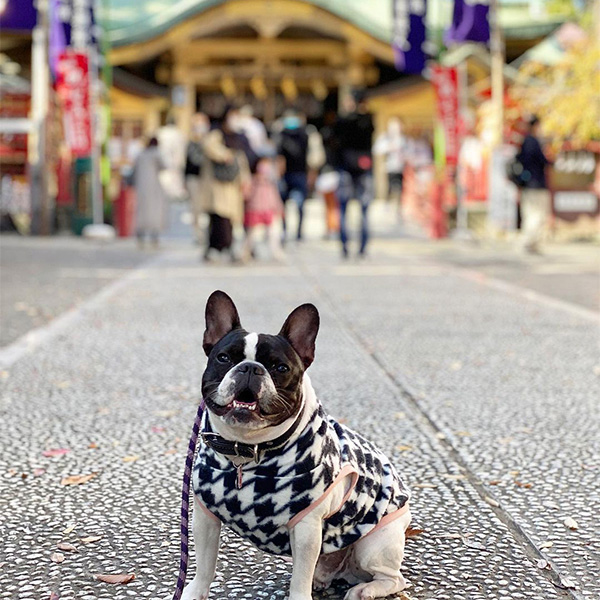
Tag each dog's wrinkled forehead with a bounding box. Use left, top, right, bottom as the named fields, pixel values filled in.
left=209, top=329, right=303, bottom=372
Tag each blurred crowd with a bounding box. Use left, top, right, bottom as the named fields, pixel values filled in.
left=126, top=95, right=433, bottom=262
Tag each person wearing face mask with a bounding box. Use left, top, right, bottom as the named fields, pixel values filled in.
left=277, top=109, right=309, bottom=242
left=185, top=113, right=209, bottom=244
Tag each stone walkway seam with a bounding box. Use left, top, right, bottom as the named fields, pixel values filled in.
left=0, top=252, right=165, bottom=370
left=454, top=268, right=600, bottom=323
left=295, top=256, right=586, bottom=600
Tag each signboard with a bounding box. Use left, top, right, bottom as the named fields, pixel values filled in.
left=431, top=65, right=459, bottom=166
left=392, top=0, right=428, bottom=74
left=554, top=191, right=598, bottom=214
left=56, top=51, right=92, bottom=157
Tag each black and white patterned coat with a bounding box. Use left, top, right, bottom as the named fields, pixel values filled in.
left=192, top=379, right=410, bottom=556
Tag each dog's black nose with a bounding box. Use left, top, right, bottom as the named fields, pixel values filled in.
left=236, top=362, right=265, bottom=376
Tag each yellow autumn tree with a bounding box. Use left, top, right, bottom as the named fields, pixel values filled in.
left=511, top=36, right=600, bottom=149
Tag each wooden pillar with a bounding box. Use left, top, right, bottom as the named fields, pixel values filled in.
left=173, top=77, right=196, bottom=138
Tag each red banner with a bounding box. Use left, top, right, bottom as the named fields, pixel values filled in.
left=431, top=65, right=459, bottom=166
left=56, top=51, right=92, bottom=157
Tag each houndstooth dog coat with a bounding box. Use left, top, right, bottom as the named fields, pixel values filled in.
left=192, top=398, right=410, bottom=556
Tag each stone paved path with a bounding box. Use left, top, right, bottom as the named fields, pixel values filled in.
left=0, top=238, right=598, bottom=600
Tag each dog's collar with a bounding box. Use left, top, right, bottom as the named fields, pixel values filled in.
left=200, top=402, right=305, bottom=464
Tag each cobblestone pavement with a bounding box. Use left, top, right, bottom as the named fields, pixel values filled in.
left=0, top=236, right=598, bottom=600
left=0, top=236, right=148, bottom=347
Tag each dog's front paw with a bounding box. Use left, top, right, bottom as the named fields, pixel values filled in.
left=181, top=578, right=210, bottom=600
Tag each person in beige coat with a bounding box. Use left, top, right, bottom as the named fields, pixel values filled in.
left=201, top=111, right=252, bottom=261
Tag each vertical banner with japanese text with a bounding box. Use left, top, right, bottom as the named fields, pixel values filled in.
left=392, top=0, right=428, bottom=74
left=55, top=51, right=92, bottom=157
left=431, top=65, right=459, bottom=167
left=445, top=0, right=490, bottom=45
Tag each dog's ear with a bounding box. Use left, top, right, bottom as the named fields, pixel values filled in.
left=203, top=291, right=242, bottom=356
left=279, top=304, right=320, bottom=369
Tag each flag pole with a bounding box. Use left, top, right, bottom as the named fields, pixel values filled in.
left=489, top=0, right=504, bottom=147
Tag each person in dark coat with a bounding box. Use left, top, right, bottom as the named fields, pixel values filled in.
left=277, top=109, right=309, bottom=242
left=517, top=116, right=551, bottom=253
left=331, top=93, right=374, bottom=258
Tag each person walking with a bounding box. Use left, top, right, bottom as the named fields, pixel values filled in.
left=200, top=108, right=251, bottom=262
left=517, top=116, right=552, bottom=254
left=133, top=137, right=168, bottom=248
left=373, top=117, right=406, bottom=209
left=242, top=150, right=284, bottom=262
left=332, top=93, right=374, bottom=258
left=277, top=109, right=309, bottom=242
left=185, top=113, right=209, bottom=244
left=157, top=114, right=187, bottom=200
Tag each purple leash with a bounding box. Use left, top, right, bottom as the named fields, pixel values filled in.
left=172, top=401, right=205, bottom=600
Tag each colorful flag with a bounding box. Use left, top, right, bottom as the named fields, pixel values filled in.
left=0, top=0, right=36, bottom=31
left=392, top=0, right=428, bottom=74
left=431, top=64, right=460, bottom=167
left=445, top=0, right=490, bottom=45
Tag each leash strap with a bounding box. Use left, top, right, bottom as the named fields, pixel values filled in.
left=172, top=401, right=204, bottom=600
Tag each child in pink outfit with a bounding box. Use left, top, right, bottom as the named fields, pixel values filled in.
left=243, top=156, right=284, bottom=261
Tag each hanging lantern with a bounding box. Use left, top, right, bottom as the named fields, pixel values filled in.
left=250, top=76, right=268, bottom=100
left=281, top=76, right=298, bottom=101
left=310, top=79, right=328, bottom=101
left=220, top=75, right=237, bottom=99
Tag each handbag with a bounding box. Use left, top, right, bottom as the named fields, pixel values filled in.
left=212, top=156, right=240, bottom=182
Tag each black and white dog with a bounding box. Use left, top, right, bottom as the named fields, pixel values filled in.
left=182, top=291, right=411, bottom=600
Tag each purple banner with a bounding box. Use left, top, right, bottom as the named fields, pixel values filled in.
left=0, top=0, right=37, bottom=31
left=445, top=0, right=490, bottom=44
left=392, top=0, right=428, bottom=74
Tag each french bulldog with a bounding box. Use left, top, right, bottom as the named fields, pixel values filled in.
left=182, top=291, right=411, bottom=600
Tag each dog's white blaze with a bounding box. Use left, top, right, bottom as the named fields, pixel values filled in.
left=244, top=332, right=258, bottom=361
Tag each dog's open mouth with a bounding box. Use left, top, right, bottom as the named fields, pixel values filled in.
left=227, top=388, right=263, bottom=420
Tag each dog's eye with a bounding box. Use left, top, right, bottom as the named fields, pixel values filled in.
left=216, top=353, right=231, bottom=364
left=276, top=364, right=290, bottom=373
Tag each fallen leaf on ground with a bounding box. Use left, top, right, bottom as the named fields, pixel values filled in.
left=50, top=552, right=64, bottom=563
left=515, top=480, right=533, bottom=488
left=151, top=426, right=166, bottom=433
left=405, top=527, right=425, bottom=538
left=88, top=442, right=98, bottom=449
left=62, top=524, right=76, bottom=534
left=42, top=448, right=70, bottom=458
left=563, top=517, right=579, bottom=530
left=80, top=535, right=102, bottom=544
left=61, top=473, right=98, bottom=486
left=395, top=445, right=413, bottom=452
left=462, top=537, right=489, bottom=551
left=94, top=573, right=135, bottom=584
left=539, top=541, right=553, bottom=549
left=484, top=496, right=500, bottom=507
left=455, top=431, right=471, bottom=437
left=558, top=577, right=577, bottom=589
left=33, top=468, right=46, bottom=477
left=122, top=455, right=139, bottom=463
left=537, top=559, right=548, bottom=569
left=509, top=470, right=520, bottom=477
left=413, top=483, right=437, bottom=489
left=57, top=542, right=78, bottom=552
left=443, top=474, right=466, bottom=480
left=489, top=480, right=501, bottom=485
left=394, top=412, right=406, bottom=419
